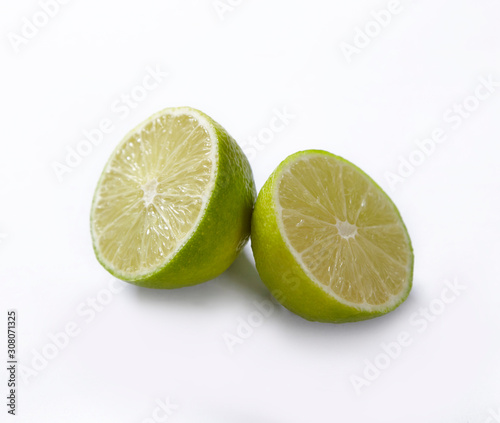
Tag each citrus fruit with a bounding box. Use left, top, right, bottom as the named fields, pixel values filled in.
left=251, top=150, right=413, bottom=322
left=90, top=107, right=256, bottom=288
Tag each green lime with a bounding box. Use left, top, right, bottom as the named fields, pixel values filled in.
left=251, top=150, right=413, bottom=323
left=91, top=107, right=256, bottom=288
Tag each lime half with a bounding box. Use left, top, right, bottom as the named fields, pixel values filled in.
left=91, top=107, right=256, bottom=288
left=251, top=150, right=413, bottom=322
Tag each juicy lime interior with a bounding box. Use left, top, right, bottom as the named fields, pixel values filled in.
left=276, top=154, right=412, bottom=308
left=92, top=112, right=216, bottom=279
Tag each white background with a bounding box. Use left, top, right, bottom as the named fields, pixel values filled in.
left=1, top=0, right=500, bottom=422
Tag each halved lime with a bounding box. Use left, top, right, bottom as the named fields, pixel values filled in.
left=91, top=107, right=256, bottom=288
left=251, top=150, right=413, bottom=322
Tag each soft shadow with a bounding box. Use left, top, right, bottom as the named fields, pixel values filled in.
left=274, top=281, right=425, bottom=340
left=132, top=246, right=424, bottom=341
left=132, top=249, right=269, bottom=308
left=220, top=249, right=270, bottom=299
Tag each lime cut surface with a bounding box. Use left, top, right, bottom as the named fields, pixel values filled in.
left=251, top=150, right=413, bottom=322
